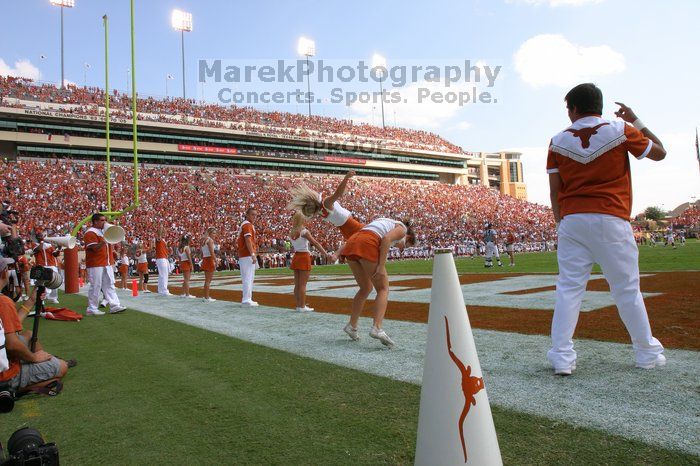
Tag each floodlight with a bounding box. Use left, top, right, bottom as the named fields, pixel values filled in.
left=50, top=0, right=75, bottom=7
left=171, top=9, right=193, bottom=32
left=297, top=37, right=316, bottom=57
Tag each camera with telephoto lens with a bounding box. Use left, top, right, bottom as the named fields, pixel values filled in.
left=29, top=266, right=62, bottom=290
left=0, top=428, right=59, bottom=465
left=0, top=203, right=19, bottom=227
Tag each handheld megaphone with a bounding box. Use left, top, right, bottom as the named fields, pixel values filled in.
left=103, top=223, right=125, bottom=244
left=44, top=235, right=77, bottom=249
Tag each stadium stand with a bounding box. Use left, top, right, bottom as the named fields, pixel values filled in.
left=0, top=159, right=555, bottom=258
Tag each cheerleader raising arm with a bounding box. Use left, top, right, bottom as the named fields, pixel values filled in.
left=323, top=170, right=355, bottom=210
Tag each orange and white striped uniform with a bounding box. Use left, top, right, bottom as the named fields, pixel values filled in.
left=320, top=199, right=364, bottom=240
left=342, top=218, right=407, bottom=263
left=290, top=229, right=312, bottom=271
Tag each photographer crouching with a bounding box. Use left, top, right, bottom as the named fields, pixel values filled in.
left=0, top=257, right=70, bottom=396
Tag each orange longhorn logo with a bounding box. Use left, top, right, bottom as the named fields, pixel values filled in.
left=565, top=122, right=609, bottom=148
left=445, top=316, right=484, bottom=463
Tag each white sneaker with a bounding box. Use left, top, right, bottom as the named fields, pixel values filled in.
left=186, top=294, right=197, bottom=299
left=203, top=297, right=217, bottom=302
left=636, top=354, right=666, bottom=369
left=299, top=306, right=314, bottom=312
left=48, top=299, right=59, bottom=304
left=109, top=306, right=127, bottom=314
left=343, top=323, right=359, bottom=341
left=242, top=301, right=259, bottom=307
left=369, top=326, right=395, bottom=348
left=143, top=289, right=152, bottom=293
left=158, top=292, right=171, bottom=297
left=86, top=310, right=106, bottom=316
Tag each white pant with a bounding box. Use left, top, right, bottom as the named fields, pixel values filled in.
left=240, top=256, right=257, bottom=303
left=485, top=242, right=500, bottom=260
left=548, top=214, right=663, bottom=369
left=156, top=258, right=169, bottom=295
left=46, top=265, right=59, bottom=301
left=87, top=266, right=121, bottom=312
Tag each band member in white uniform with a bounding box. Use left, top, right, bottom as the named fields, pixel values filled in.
left=237, top=209, right=258, bottom=306
left=154, top=226, right=170, bottom=296
left=340, top=217, right=415, bottom=348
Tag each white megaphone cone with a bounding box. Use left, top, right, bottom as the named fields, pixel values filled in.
left=103, top=223, right=125, bottom=244
left=415, top=250, right=502, bottom=466
left=45, top=235, right=77, bottom=249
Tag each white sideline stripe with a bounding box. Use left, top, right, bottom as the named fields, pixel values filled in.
left=165, top=274, right=661, bottom=312
left=104, top=289, right=699, bottom=456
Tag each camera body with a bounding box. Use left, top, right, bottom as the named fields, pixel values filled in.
left=0, top=428, right=59, bottom=466
left=29, top=266, right=62, bottom=290
left=0, top=203, right=18, bottom=227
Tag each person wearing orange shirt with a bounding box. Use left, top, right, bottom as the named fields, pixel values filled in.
left=0, top=257, right=68, bottom=394
left=505, top=231, right=516, bottom=267
left=32, top=230, right=62, bottom=304
left=546, top=83, right=666, bottom=375
left=201, top=228, right=217, bottom=302
left=84, top=213, right=126, bottom=316
left=237, top=208, right=258, bottom=306
left=154, top=226, right=170, bottom=296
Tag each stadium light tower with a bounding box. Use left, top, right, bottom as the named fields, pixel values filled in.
left=171, top=9, right=193, bottom=99
left=372, top=53, right=387, bottom=129
left=50, top=0, right=75, bottom=89
left=166, top=74, right=174, bottom=98
left=297, top=36, right=316, bottom=117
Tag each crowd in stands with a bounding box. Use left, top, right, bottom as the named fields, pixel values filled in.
left=0, top=76, right=464, bottom=154
left=1, top=159, right=557, bottom=264
left=672, top=207, right=700, bottom=229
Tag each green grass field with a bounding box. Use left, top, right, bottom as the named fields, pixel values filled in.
left=0, top=243, right=697, bottom=464
left=252, top=239, right=700, bottom=276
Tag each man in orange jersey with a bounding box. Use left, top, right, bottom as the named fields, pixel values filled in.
left=237, top=208, right=258, bottom=306
left=154, top=225, right=170, bottom=296
left=84, top=213, right=125, bottom=316
left=31, top=229, right=62, bottom=304
left=546, top=83, right=666, bottom=375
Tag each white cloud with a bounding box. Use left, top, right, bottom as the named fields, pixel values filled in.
left=514, top=34, right=625, bottom=88
left=349, top=78, right=489, bottom=130
left=0, top=58, right=41, bottom=80
left=630, top=130, right=700, bottom=215
left=510, top=0, right=604, bottom=6
left=450, top=121, right=473, bottom=131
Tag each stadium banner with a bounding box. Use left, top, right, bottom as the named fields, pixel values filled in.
left=178, top=144, right=239, bottom=155
left=323, top=155, right=366, bottom=165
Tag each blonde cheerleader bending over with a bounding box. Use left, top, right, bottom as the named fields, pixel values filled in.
left=341, top=217, right=415, bottom=348
left=289, top=211, right=331, bottom=312
left=287, top=171, right=364, bottom=256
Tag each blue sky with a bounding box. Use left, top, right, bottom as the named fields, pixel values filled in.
left=1, top=0, right=698, bottom=213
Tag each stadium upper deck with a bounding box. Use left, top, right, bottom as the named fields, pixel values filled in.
left=0, top=77, right=527, bottom=199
